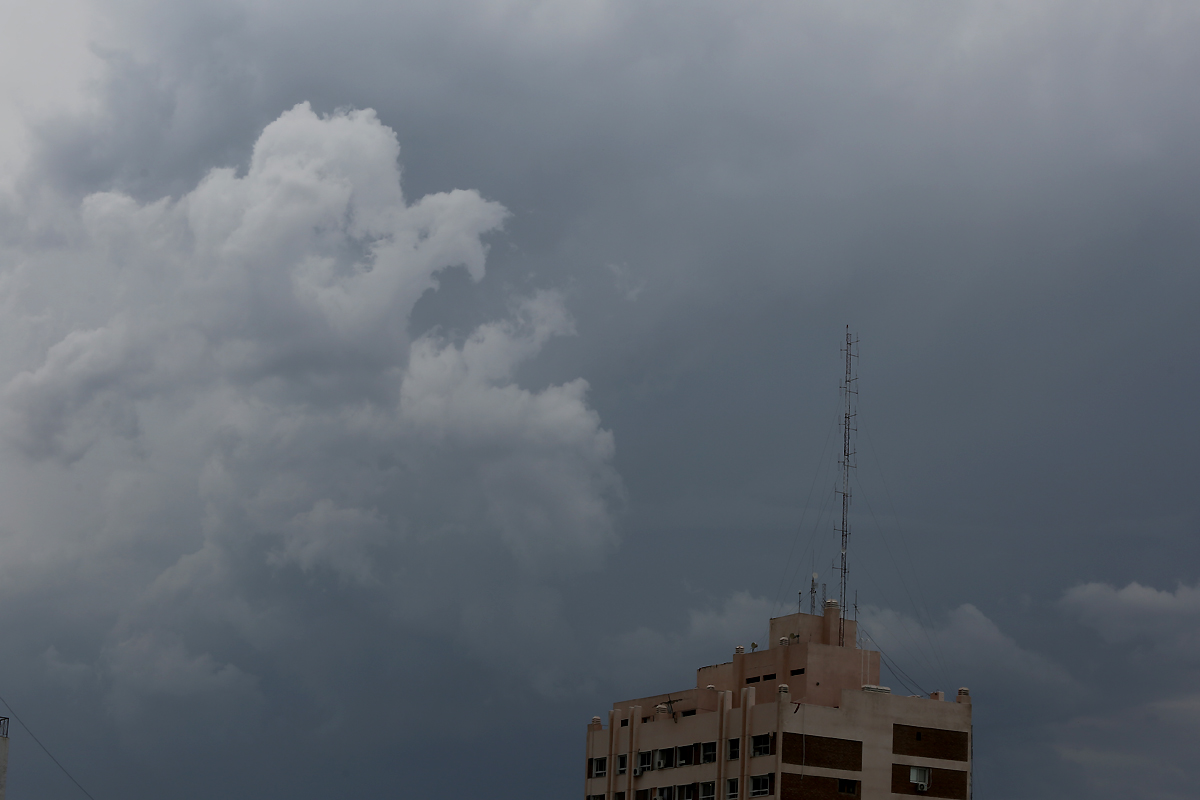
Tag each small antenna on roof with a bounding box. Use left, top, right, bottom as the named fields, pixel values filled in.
left=809, top=572, right=818, bottom=615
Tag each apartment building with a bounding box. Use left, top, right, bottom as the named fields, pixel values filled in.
left=584, top=600, right=970, bottom=800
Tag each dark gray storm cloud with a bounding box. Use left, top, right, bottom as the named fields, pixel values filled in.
left=0, top=1, right=1198, bottom=798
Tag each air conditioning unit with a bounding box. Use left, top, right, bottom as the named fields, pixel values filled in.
left=633, top=767, right=642, bottom=777
left=916, top=782, right=929, bottom=793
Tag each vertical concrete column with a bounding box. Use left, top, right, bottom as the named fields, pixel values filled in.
left=716, top=691, right=729, bottom=798
left=629, top=705, right=642, bottom=799
left=0, top=731, right=7, bottom=800
left=608, top=709, right=617, bottom=798
left=739, top=686, right=755, bottom=799
left=822, top=600, right=839, bottom=646
left=775, top=684, right=789, bottom=796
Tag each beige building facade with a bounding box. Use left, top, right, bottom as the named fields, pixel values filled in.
left=585, top=601, right=970, bottom=800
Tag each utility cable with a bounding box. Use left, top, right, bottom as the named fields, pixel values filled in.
left=772, top=411, right=840, bottom=614
left=854, top=472, right=954, bottom=690
left=0, top=690, right=99, bottom=800
left=858, top=422, right=955, bottom=685
left=858, top=625, right=929, bottom=697
left=772, top=404, right=841, bottom=615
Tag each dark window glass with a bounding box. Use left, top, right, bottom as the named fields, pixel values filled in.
left=790, top=668, right=805, bottom=676
left=762, top=673, right=776, bottom=681
left=726, top=778, right=739, bottom=800
left=750, top=775, right=771, bottom=797
left=701, top=742, right=717, bottom=763
left=636, top=791, right=650, bottom=800
left=639, top=751, right=654, bottom=771
left=618, top=754, right=628, bottom=775
left=700, top=782, right=716, bottom=800
left=621, top=718, right=629, bottom=727
left=745, top=676, right=760, bottom=684
left=752, top=734, right=772, bottom=757
left=728, top=738, right=740, bottom=760
left=681, top=709, right=697, bottom=717
left=837, top=779, right=858, bottom=795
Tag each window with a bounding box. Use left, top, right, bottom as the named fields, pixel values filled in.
left=726, top=778, right=739, bottom=800
left=751, top=734, right=772, bottom=757
left=643, top=716, right=652, bottom=723
left=677, top=744, right=695, bottom=766
left=681, top=709, right=697, bottom=717
left=621, top=718, right=630, bottom=727
left=615, top=794, right=626, bottom=800
left=701, top=742, right=717, bottom=764
left=588, top=796, right=606, bottom=800
left=655, top=748, right=676, bottom=770
left=700, top=781, right=716, bottom=800
left=678, top=785, right=696, bottom=800
left=637, top=791, right=650, bottom=800
left=618, top=754, right=628, bottom=775
left=762, top=673, right=776, bottom=681
left=790, top=668, right=805, bottom=676
left=589, top=757, right=607, bottom=778
left=909, top=766, right=931, bottom=790
left=745, top=676, right=760, bottom=684
left=836, top=779, right=858, bottom=795
left=639, top=751, right=654, bottom=772
left=728, top=739, right=740, bottom=760
left=750, top=774, right=772, bottom=797
left=656, top=788, right=675, bottom=800
left=915, top=732, right=922, bottom=741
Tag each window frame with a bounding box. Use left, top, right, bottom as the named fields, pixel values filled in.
left=618, top=753, right=628, bottom=775
left=728, top=738, right=740, bottom=760
left=749, top=774, right=771, bottom=797
left=726, top=778, right=739, bottom=800
left=836, top=778, right=859, bottom=795
left=751, top=734, right=772, bottom=757
left=590, top=756, right=608, bottom=778
left=701, top=741, right=717, bottom=764
left=700, top=781, right=716, bottom=800
left=909, top=766, right=931, bottom=787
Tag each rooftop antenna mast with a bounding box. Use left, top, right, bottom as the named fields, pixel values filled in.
left=837, top=326, right=858, bottom=646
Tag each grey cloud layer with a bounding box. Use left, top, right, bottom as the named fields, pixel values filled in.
left=0, top=102, right=619, bottom=766
left=1, top=1, right=1199, bottom=798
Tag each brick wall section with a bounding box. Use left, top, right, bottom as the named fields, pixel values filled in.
left=891, top=724, right=969, bottom=762
left=780, top=773, right=857, bottom=800
left=890, top=764, right=969, bottom=799
left=781, top=733, right=863, bottom=771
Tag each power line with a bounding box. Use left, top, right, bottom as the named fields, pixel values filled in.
left=858, top=421, right=955, bottom=686
left=0, top=690, right=99, bottom=800
left=853, top=472, right=954, bottom=690
left=772, top=409, right=841, bottom=615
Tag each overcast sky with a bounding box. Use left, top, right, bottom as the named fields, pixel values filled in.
left=0, top=1, right=1198, bottom=798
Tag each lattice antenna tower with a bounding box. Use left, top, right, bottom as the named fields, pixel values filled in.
left=837, top=326, right=858, bottom=647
